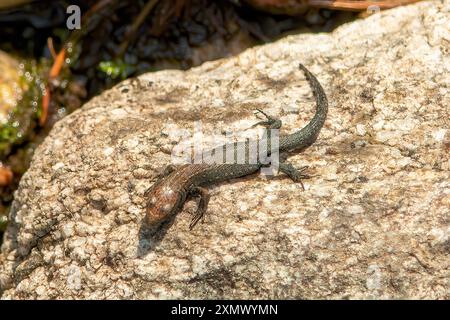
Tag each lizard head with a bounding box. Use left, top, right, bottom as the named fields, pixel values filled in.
left=145, top=180, right=185, bottom=226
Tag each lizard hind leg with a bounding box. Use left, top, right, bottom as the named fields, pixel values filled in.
left=189, top=186, right=210, bottom=230
left=252, top=108, right=282, bottom=130
left=279, top=162, right=312, bottom=190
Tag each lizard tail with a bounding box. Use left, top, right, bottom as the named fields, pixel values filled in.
left=279, top=63, right=328, bottom=151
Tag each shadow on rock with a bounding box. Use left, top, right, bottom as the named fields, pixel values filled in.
left=136, top=215, right=177, bottom=257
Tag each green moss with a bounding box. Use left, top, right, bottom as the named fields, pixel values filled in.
left=98, top=59, right=135, bottom=80
left=0, top=59, right=46, bottom=157
left=0, top=214, right=7, bottom=232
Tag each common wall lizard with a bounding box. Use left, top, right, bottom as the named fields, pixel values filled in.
left=145, top=63, right=328, bottom=229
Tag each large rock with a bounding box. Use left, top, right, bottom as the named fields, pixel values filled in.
left=1, top=0, right=449, bottom=299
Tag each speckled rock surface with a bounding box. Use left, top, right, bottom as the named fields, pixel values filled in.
left=1, top=0, right=449, bottom=299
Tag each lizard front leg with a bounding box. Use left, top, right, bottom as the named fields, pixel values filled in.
left=189, top=186, right=210, bottom=230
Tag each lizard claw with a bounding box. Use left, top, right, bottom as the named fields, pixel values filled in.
left=279, top=163, right=314, bottom=190
left=189, top=186, right=210, bottom=230
left=252, top=109, right=282, bottom=129
left=254, top=108, right=272, bottom=120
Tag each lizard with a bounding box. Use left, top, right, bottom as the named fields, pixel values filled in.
left=145, top=63, right=328, bottom=229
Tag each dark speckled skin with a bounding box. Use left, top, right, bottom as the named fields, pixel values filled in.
left=145, top=63, right=328, bottom=229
